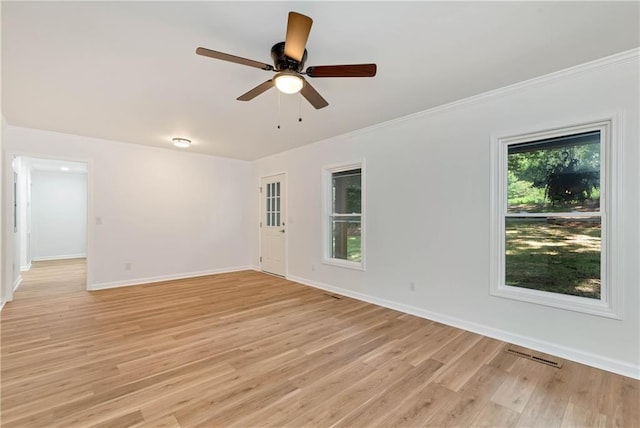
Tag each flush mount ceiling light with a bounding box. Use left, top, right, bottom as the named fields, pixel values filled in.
left=172, top=138, right=191, bottom=148
left=274, top=71, right=304, bottom=94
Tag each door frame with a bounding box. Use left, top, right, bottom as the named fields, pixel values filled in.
left=3, top=150, right=93, bottom=302
left=258, top=172, right=287, bottom=277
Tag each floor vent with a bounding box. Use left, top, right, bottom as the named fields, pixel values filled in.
left=506, top=348, right=563, bottom=369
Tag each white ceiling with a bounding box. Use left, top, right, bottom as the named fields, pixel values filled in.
left=2, top=2, right=639, bottom=161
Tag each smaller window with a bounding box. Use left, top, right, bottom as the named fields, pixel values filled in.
left=324, top=163, right=364, bottom=270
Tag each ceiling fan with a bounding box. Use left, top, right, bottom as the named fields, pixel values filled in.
left=196, top=11, right=377, bottom=109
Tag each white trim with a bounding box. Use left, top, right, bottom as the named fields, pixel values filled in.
left=322, top=257, right=364, bottom=271
left=20, top=263, right=32, bottom=272
left=608, top=112, right=624, bottom=320
left=88, top=266, right=253, bottom=291
left=256, top=49, right=639, bottom=164
left=505, top=212, right=601, bottom=218
left=32, top=254, right=86, bottom=262
left=86, top=158, right=96, bottom=290
left=3, top=150, right=93, bottom=298
left=286, top=274, right=639, bottom=380
left=0, top=300, right=6, bottom=311
left=322, top=160, right=366, bottom=271
left=13, top=275, right=22, bottom=292
left=490, top=118, right=621, bottom=319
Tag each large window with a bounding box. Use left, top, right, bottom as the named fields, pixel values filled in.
left=324, top=163, right=364, bottom=270
left=491, top=120, right=621, bottom=318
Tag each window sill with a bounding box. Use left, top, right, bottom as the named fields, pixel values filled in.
left=490, top=284, right=622, bottom=320
left=323, top=258, right=364, bottom=271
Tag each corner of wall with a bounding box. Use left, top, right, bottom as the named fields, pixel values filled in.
left=0, top=115, right=6, bottom=306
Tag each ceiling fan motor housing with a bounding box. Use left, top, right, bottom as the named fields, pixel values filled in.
left=271, top=41, right=307, bottom=72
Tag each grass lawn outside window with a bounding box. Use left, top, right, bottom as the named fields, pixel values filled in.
left=505, top=217, right=601, bottom=299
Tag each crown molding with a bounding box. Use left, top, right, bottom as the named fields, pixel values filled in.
left=260, top=48, right=639, bottom=162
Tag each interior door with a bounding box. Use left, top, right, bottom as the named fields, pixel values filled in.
left=260, top=174, right=286, bottom=276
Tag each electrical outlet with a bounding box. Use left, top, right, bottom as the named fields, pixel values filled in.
left=410, top=281, right=416, bottom=292
left=311, top=263, right=316, bottom=271
left=125, top=262, right=132, bottom=271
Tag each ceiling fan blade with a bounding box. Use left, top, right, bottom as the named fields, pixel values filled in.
left=306, top=64, right=377, bottom=78
left=196, top=47, right=274, bottom=71
left=300, top=79, right=328, bottom=109
left=237, top=80, right=274, bottom=101
left=284, top=12, right=313, bottom=62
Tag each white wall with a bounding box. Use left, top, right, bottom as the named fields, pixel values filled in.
left=3, top=128, right=253, bottom=290
left=1, top=115, right=5, bottom=308
left=31, top=169, right=87, bottom=260
left=16, top=157, right=30, bottom=269
left=1, top=3, right=4, bottom=310
left=252, top=51, right=640, bottom=378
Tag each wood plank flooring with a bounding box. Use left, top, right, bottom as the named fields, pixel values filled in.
left=1, top=259, right=638, bottom=427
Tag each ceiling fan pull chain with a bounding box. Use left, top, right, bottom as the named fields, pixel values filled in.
left=298, top=96, right=302, bottom=123
left=277, top=90, right=281, bottom=129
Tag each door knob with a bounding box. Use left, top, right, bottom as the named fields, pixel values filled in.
left=280, top=229, right=285, bottom=233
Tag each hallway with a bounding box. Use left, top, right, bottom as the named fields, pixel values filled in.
left=14, top=258, right=86, bottom=300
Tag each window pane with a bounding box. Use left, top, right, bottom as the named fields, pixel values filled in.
left=266, top=196, right=271, bottom=226
left=332, top=169, right=361, bottom=214
left=331, top=217, right=361, bottom=262
left=505, top=217, right=601, bottom=299
left=276, top=182, right=280, bottom=197
left=276, top=212, right=280, bottom=227
left=507, top=132, right=600, bottom=213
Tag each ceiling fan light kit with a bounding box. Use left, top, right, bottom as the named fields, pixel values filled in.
left=172, top=138, right=191, bottom=148
left=196, top=11, right=377, bottom=110
left=274, top=71, right=304, bottom=94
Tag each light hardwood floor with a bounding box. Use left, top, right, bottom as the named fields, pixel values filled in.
left=1, top=259, right=638, bottom=427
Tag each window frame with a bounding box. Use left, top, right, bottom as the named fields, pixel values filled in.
left=322, top=161, right=365, bottom=271
left=490, top=119, right=622, bottom=319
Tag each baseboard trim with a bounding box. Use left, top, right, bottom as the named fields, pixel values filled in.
left=88, top=266, right=254, bottom=291
left=13, top=275, right=23, bottom=292
left=20, top=263, right=32, bottom=272
left=32, top=254, right=86, bottom=262
left=287, top=274, right=640, bottom=380
left=0, top=300, right=6, bottom=311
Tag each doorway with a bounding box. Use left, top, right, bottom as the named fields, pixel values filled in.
left=7, top=156, right=89, bottom=301
left=260, top=173, right=286, bottom=276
